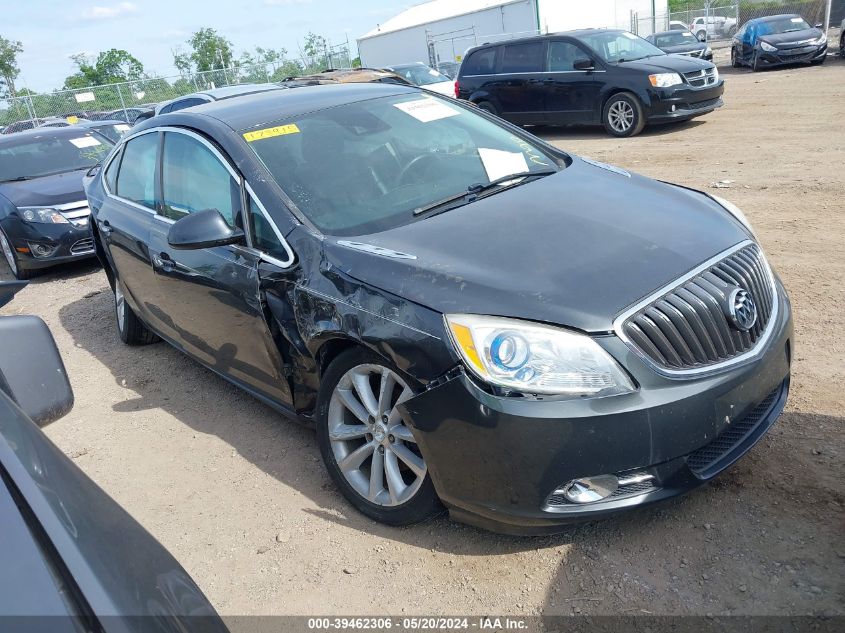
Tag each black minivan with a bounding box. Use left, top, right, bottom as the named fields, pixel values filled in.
left=456, top=29, right=725, bottom=137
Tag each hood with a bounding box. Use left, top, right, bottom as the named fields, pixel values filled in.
left=761, top=27, right=822, bottom=47
left=0, top=169, right=88, bottom=208
left=662, top=43, right=707, bottom=54
left=324, top=158, right=748, bottom=332
left=617, top=54, right=711, bottom=74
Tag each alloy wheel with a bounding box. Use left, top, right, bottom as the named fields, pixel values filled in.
left=608, top=100, right=635, bottom=133
left=0, top=231, right=17, bottom=276
left=327, top=364, right=426, bottom=507
left=114, top=285, right=126, bottom=332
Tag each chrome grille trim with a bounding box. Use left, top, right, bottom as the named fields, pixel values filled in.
left=683, top=67, right=718, bottom=87
left=613, top=240, right=779, bottom=380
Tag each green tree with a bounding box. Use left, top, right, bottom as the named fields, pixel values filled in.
left=186, top=28, right=234, bottom=72
left=0, top=35, right=23, bottom=98
left=300, top=32, right=328, bottom=72
left=63, top=49, right=144, bottom=89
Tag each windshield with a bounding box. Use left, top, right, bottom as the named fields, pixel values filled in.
left=391, top=65, right=451, bottom=86
left=244, top=93, right=562, bottom=236
left=758, top=16, right=812, bottom=35
left=0, top=131, right=112, bottom=182
left=654, top=30, right=699, bottom=47
left=578, top=31, right=666, bottom=63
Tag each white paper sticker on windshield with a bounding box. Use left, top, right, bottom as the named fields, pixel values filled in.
left=394, top=98, right=461, bottom=123
left=622, top=31, right=639, bottom=39
left=791, top=17, right=803, bottom=22
left=114, top=124, right=130, bottom=132
left=682, top=32, right=695, bottom=37
left=69, top=136, right=102, bottom=148
left=428, top=69, right=440, bottom=76
left=478, top=148, right=529, bottom=182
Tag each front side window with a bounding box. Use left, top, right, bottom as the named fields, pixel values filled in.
left=501, top=42, right=544, bottom=73
left=161, top=132, right=240, bottom=225
left=115, top=132, right=158, bottom=209
left=243, top=93, right=562, bottom=236
left=548, top=41, right=585, bottom=71
left=578, top=31, right=666, bottom=63
left=0, top=131, right=112, bottom=183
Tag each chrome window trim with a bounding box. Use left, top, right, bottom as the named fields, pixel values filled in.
left=612, top=239, right=780, bottom=380
left=244, top=181, right=296, bottom=268
left=461, top=70, right=607, bottom=77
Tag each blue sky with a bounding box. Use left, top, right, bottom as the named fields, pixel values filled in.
left=6, top=0, right=411, bottom=92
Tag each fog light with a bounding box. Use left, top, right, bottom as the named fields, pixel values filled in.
left=558, top=475, right=619, bottom=503
left=671, top=105, right=677, bottom=112
left=28, top=242, right=58, bottom=258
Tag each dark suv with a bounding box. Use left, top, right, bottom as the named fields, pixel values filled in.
left=456, top=29, right=725, bottom=137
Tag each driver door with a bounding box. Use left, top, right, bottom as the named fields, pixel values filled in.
left=147, top=129, right=292, bottom=406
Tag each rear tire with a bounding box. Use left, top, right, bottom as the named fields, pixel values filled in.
left=474, top=100, right=498, bottom=116
left=114, top=282, right=158, bottom=345
left=840, top=34, right=845, bottom=59
left=0, top=229, right=34, bottom=280
left=602, top=93, right=645, bottom=138
left=315, top=347, right=442, bottom=526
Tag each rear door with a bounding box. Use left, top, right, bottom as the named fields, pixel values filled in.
left=95, top=131, right=160, bottom=328
left=543, top=39, right=605, bottom=124
left=146, top=128, right=293, bottom=406
left=495, top=41, right=548, bottom=124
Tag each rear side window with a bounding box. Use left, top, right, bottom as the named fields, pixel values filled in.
left=501, top=42, right=544, bottom=73
left=161, top=132, right=240, bottom=225
left=462, top=48, right=497, bottom=75
left=115, top=133, right=158, bottom=209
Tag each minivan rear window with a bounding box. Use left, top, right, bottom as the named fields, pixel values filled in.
left=501, top=42, right=544, bottom=73
left=462, top=48, right=497, bottom=75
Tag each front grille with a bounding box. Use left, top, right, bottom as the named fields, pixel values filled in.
left=70, top=238, right=95, bottom=254
left=686, top=383, right=783, bottom=478
left=620, top=243, right=775, bottom=373
left=683, top=67, right=718, bottom=87
left=688, top=97, right=720, bottom=110
left=59, top=204, right=91, bottom=227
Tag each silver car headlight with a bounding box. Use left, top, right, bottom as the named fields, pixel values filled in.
left=18, top=207, right=69, bottom=224
left=760, top=41, right=777, bottom=52
left=649, top=72, right=683, bottom=88
left=814, top=34, right=828, bottom=45
left=711, top=194, right=758, bottom=241
left=445, top=314, right=636, bottom=398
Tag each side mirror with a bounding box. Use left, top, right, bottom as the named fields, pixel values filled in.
left=573, top=58, right=596, bottom=71
left=0, top=315, right=74, bottom=426
left=814, top=23, right=823, bottom=29
left=167, top=209, right=245, bottom=250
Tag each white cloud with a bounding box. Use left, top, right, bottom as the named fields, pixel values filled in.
left=264, top=0, right=312, bottom=6
left=82, top=2, right=139, bottom=20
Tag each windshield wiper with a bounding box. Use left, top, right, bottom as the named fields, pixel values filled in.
left=0, top=176, right=30, bottom=183
left=413, top=170, right=558, bottom=218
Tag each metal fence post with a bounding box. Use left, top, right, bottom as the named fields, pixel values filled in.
left=824, top=0, right=832, bottom=32
left=116, top=83, right=128, bottom=120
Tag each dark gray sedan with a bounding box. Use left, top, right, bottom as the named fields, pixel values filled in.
left=647, top=29, right=713, bottom=60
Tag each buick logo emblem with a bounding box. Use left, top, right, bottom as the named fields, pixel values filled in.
left=727, top=288, right=757, bottom=331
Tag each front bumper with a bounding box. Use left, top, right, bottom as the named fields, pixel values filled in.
left=400, top=283, right=792, bottom=535
left=646, top=80, right=725, bottom=124
left=757, top=43, right=828, bottom=67
left=0, top=216, right=96, bottom=271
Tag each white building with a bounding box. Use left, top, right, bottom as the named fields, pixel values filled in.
left=357, top=0, right=669, bottom=69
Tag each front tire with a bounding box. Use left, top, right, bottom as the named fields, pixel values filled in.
left=602, top=93, right=645, bottom=138
left=316, top=348, right=441, bottom=526
left=114, top=282, right=158, bottom=345
left=0, top=229, right=34, bottom=280
left=752, top=51, right=762, bottom=72
left=731, top=47, right=741, bottom=68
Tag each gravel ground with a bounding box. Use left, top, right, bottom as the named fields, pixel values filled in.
left=1, top=56, right=843, bottom=618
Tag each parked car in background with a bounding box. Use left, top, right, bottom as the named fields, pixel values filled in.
left=731, top=14, right=827, bottom=70
left=456, top=29, right=724, bottom=137
left=86, top=83, right=790, bottom=534
left=647, top=29, right=713, bottom=60
left=841, top=18, right=845, bottom=57
left=690, top=15, right=737, bottom=41
left=435, top=61, right=461, bottom=78
left=0, top=127, right=113, bottom=278
left=76, top=119, right=132, bottom=143
left=2, top=119, right=47, bottom=134
left=0, top=281, right=228, bottom=632
left=104, top=106, right=154, bottom=123
left=151, top=84, right=285, bottom=120
left=280, top=67, right=413, bottom=87
left=384, top=62, right=455, bottom=96
left=669, top=20, right=689, bottom=31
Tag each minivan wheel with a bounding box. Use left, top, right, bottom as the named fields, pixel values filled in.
left=602, top=93, right=645, bottom=137
left=475, top=100, right=498, bottom=116
left=114, top=282, right=158, bottom=345
left=316, top=348, right=441, bottom=526
left=0, top=229, right=33, bottom=280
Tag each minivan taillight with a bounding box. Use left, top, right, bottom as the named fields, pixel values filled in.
left=454, top=81, right=460, bottom=99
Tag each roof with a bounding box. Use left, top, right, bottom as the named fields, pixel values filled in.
left=747, top=13, right=801, bottom=23
left=186, top=82, right=419, bottom=131
left=359, top=0, right=526, bottom=40
left=198, top=83, right=284, bottom=100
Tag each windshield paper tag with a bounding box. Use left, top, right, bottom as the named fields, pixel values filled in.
left=791, top=17, right=803, bottom=22
left=393, top=98, right=461, bottom=123
left=69, top=136, right=101, bottom=148
left=478, top=148, right=529, bottom=182
left=114, top=124, right=130, bottom=132
left=243, top=124, right=300, bottom=142
left=622, top=31, right=639, bottom=39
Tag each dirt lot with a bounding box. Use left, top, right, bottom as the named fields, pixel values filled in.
left=2, top=57, right=844, bottom=618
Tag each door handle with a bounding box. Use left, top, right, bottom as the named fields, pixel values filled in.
left=153, top=251, right=175, bottom=270
left=100, top=220, right=113, bottom=235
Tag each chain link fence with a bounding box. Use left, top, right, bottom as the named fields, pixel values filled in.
left=425, top=27, right=542, bottom=75
left=632, top=0, right=835, bottom=42
left=1, top=46, right=352, bottom=130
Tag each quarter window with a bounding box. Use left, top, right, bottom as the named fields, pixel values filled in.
left=462, top=48, right=497, bottom=75
left=548, top=42, right=583, bottom=72
left=161, top=132, right=240, bottom=225
left=501, top=42, right=544, bottom=73
left=115, top=133, right=158, bottom=209
left=104, top=148, right=121, bottom=192
left=248, top=198, right=289, bottom=262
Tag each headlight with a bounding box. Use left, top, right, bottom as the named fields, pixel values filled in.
left=760, top=41, right=777, bottom=52
left=711, top=194, right=758, bottom=240
left=445, top=314, right=636, bottom=398
left=19, top=207, right=69, bottom=224
left=648, top=72, right=683, bottom=88
left=705, top=47, right=712, bottom=55
left=814, top=34, right=828, bottom=45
